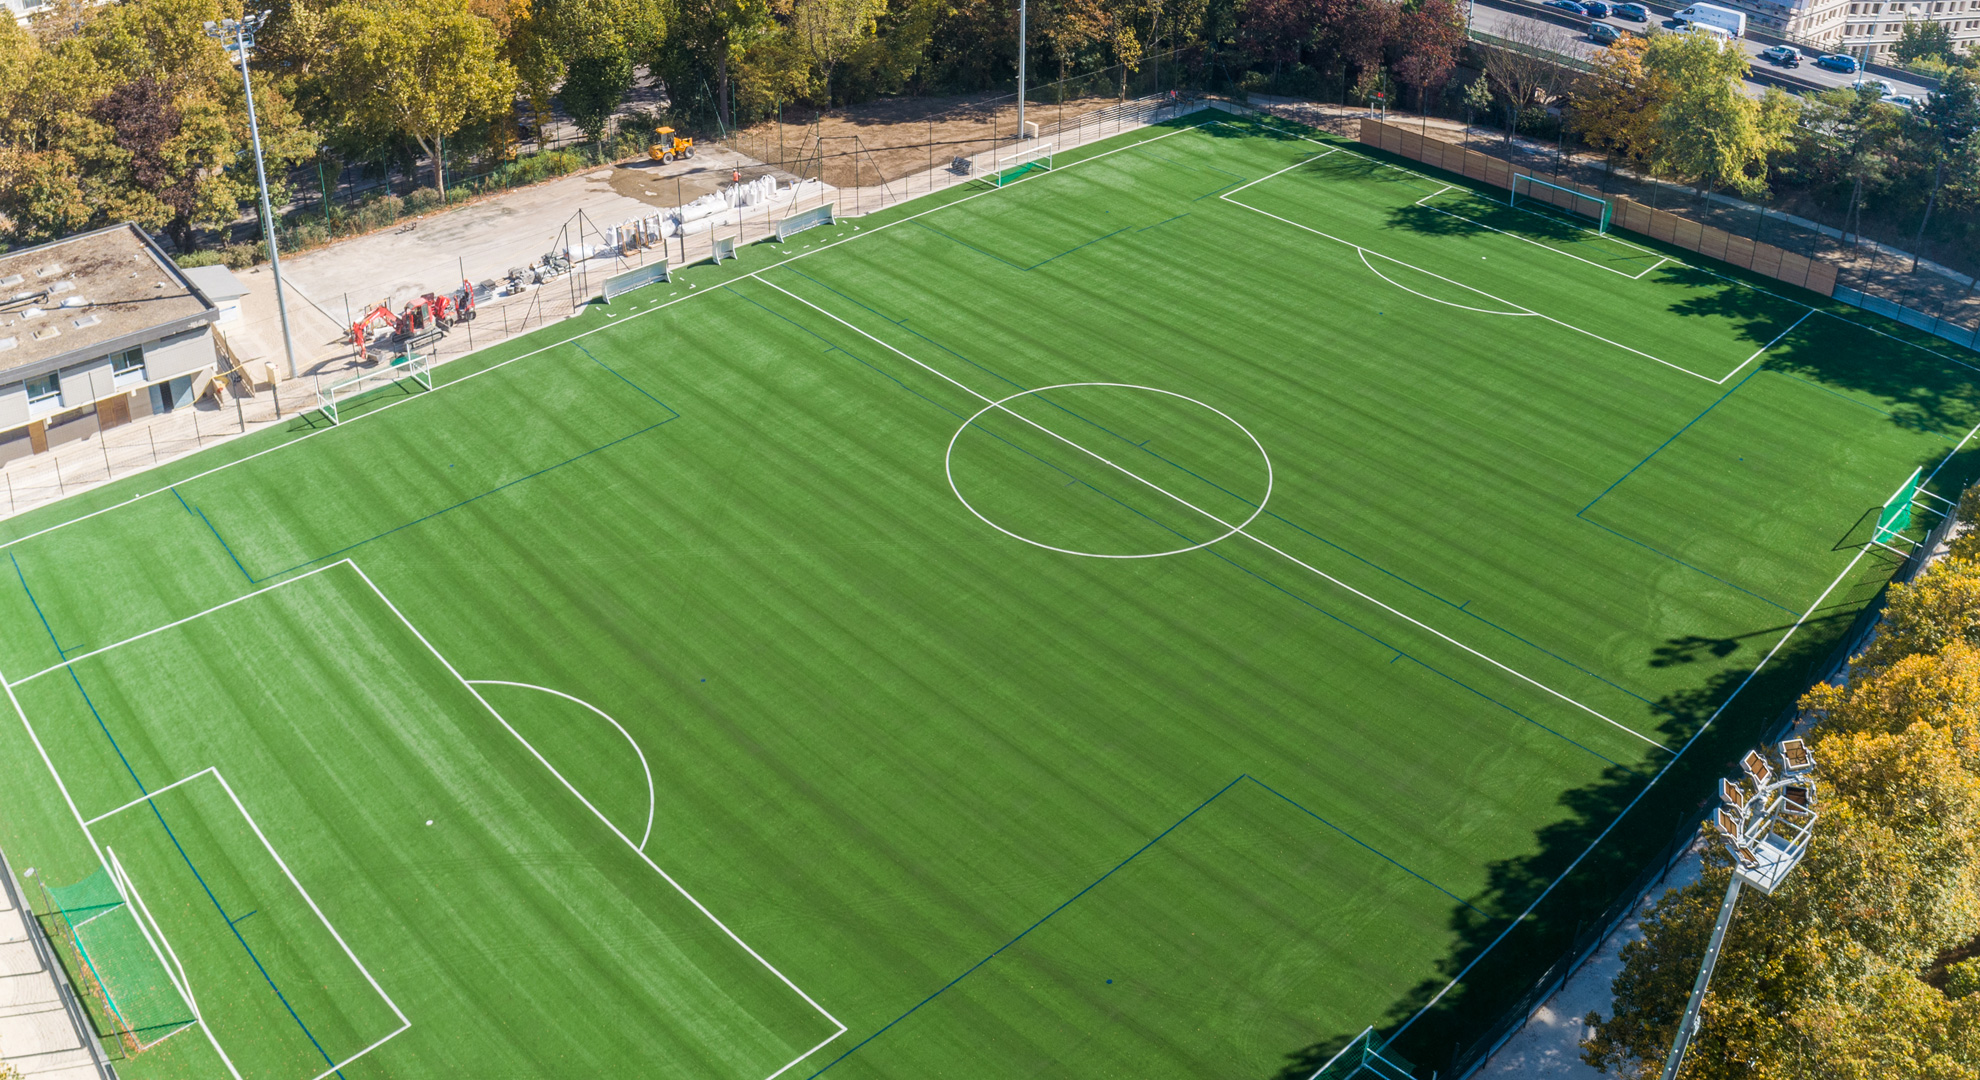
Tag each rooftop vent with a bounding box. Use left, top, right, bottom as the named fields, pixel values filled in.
left=60, top=296, right=87, bottom=308
left=0, top=276, right=22, bottom=289
left=31, top=327, right=59, bottom=341
left=70, top=314, right=100, bottom=329
left=0, top=338, right=16, bottom=353
left=34, top=264, right=62, bottom=278
left=20, top=307, right=45, bottom=320
left=47, top=280, right=73, bottom=295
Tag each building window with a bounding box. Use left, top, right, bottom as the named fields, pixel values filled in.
left=25, top=372, right=60, bottom=412
left=109, top=347, right=144, bottom=385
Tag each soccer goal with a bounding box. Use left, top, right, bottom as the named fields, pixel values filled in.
left=1305, top=1026, right=1416, bottom=1080
left=42, top=863, right=198, bottom=1053
left=317, top=353, right=433, bottom=425
left=1870, top=466, right=1952, bottom=551
left=995, top=143, right=1054, bottom=187
left=1510, top=173, right=1612, bottom=234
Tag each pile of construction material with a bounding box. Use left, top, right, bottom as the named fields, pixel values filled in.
left=563, top=176, right=828, bottom=261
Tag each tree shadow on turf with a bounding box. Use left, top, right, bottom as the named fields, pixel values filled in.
left=1267, top=541, right=1927, bottom=1078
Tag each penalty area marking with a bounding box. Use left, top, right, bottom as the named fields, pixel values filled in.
left=757, top=275, right=1673, bottom=754
left=8, top=557, right=846, bottom=1080
left=944, top=382, right=1274, bottom=559
left=463, top=680, right=656, bottom=852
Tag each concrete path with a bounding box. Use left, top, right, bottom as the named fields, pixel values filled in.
left=0, top=856, right=113, bottom=1080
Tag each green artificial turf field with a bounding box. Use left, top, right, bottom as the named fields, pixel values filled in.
left=1, top=112, right=1975, bottom=1080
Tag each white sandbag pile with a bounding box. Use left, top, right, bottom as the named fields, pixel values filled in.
left=561, top=177, right=829, bottom=259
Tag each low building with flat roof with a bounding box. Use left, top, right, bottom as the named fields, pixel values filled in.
left=0, top=223, right=223, bottom=466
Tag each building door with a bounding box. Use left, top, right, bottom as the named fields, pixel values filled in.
left=149, top=376, right=194, bottom=415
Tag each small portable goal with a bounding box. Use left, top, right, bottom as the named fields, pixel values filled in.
left=995, top=143, right=1053, bottom=187
left=317, top=352, right=433, bottom=425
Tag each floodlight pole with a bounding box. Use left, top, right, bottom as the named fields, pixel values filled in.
left=1659, top=875, right=1742, bottom=1080
left=208, top=12, right=300, bottom=381
left=1016, top=0, right=1027, bottom=141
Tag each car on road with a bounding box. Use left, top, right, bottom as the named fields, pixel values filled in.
left=1613, top=2, right=1649, bottom=18
left=1759, top=45, right=1801, bottom=66
left=1852, top=77, right=1898, bottom=97
left=1590, top=20, right=1622, bottom=41
left=1581, top=1, right=1611, bottom=16
left=1543, top=0, right=1589, bottom=14
left=1815, top=52, right=1861, bottom=72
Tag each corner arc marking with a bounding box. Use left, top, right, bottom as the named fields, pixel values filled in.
left=465, top=680, right=657, bottom=851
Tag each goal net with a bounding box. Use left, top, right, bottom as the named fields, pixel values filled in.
left=317, top=353, right=433, bottom=425
left=1305, top=1027, right=1415, bottom=1080
left=44, top=865, right=197, bottom=1053
left=995, top=143, right=1054, bottom=187
left=1510, top=173, right=1612, bottom=234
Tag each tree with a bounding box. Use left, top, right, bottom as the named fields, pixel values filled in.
left=1906, top=67, right=1979, bottom=269
left=1791, top=83, right=1907, bottom=245
left=1236, top=0, right=1316, bottom=81
left=790, top=0, right=888, bottom=104
left=1476, top=17, right=1577, bottom=150
left=1587, top=547, right=1980, bottom=1079
left=1392, top=0, right=1463, bottom=115
left=1894, top=18, right=1955, bottom=65
left=1568, top=34, right=1667, bottom=184
left=1640, top=31, right=1794, bottom=198
left=317, top=0, right=516, bottom=193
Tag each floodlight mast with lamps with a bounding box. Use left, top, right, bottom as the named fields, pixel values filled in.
left=203, top=11, right=299, bottom=381
left=1659, top=739, right=1818, bottom=1080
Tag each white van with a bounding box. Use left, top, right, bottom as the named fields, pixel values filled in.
left=1677, top=21, right=1735, bottom=41
left=1673, top=2, right=1748, bottom=37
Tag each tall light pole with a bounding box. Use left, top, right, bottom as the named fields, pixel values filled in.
left=1661, top=739, right=1818, bottom=1080
left=1016, top=0, right=1027, bottom=141
left=205, top=11, right=300, bottom=381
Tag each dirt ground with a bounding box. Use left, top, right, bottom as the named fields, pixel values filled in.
left=720, top=92, right=1130, bottom=187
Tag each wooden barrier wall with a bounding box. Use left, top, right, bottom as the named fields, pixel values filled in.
left=1356, top=119, right=1837, bottom=297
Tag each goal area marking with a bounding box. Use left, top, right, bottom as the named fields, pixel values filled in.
left=5, top=557, right=846, bottom=1080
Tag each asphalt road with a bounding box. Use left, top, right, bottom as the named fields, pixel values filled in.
left=1467, top=0, right=1939, bottom=99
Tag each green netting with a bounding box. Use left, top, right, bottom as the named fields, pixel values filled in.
left=1309, top=1029, right=1416, bottom=1080
left=46, top=868, right=195, bottom=1047
left=1875, top=467, right=1922, bottom=543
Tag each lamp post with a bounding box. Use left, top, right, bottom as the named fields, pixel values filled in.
left=204, top=11, right=300, bottom=381
left=1016, top=0, right=1027, bottom=142
left=1661, top=739, right=1819, bottom=1080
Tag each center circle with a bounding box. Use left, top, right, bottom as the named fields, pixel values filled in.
left=944, top=382, right=1273, bottom=559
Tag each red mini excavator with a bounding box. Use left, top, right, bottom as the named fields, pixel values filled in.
left=347, top=281, right=476, bottom=359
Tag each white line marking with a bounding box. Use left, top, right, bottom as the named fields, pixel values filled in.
left=0, top=117, right=1221, bottom=558
left=1388, top=411, right=1980, bottom=1045
left=11, top=562, right=349, bottom=687
left=1356, top=249, right=1533, bottom=317
left=1224, top=181, right=1727, bottom=384
left=464, top=680, right=656, bottom=851
left=105, top=846, right=200, bottom=1023
left=90, top=767, right=413, bottom=1080
left=343, top=562, right=847, bottom=1080
left=1413, top=184, right=1453, bottom=206
left=85, top=765, right=217, bottom=826
left=757, top=275, right=1672, bottom=753
left=1714, top=310, right=1814, bottom=385
left=1408, top=184, right=1667, bottom=281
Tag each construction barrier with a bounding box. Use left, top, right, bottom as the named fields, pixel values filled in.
left=600, top=260, right=669, bottom=303
left=1357, top=119, right=1837, bottom=298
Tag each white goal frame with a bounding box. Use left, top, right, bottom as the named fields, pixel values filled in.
left=1510, top=173, right=1613, bottom=234
left=995, top=142, right=1054, bottom=186
left=316, top=354, right=432, bottom=426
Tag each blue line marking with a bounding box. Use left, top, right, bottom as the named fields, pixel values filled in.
left=780, top=267, right=1663, bottom=709
left=803, top=773, right=1475, bottom=1078
left=170, top=487, right=192, bottom=515
left=13, top=558, right=345, bottom=1078
left=183, top=344, right=681, bottom=584
left=1579, top=368, right=1762, bottom=516
left=744, top=279, right=1629, bottom=767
